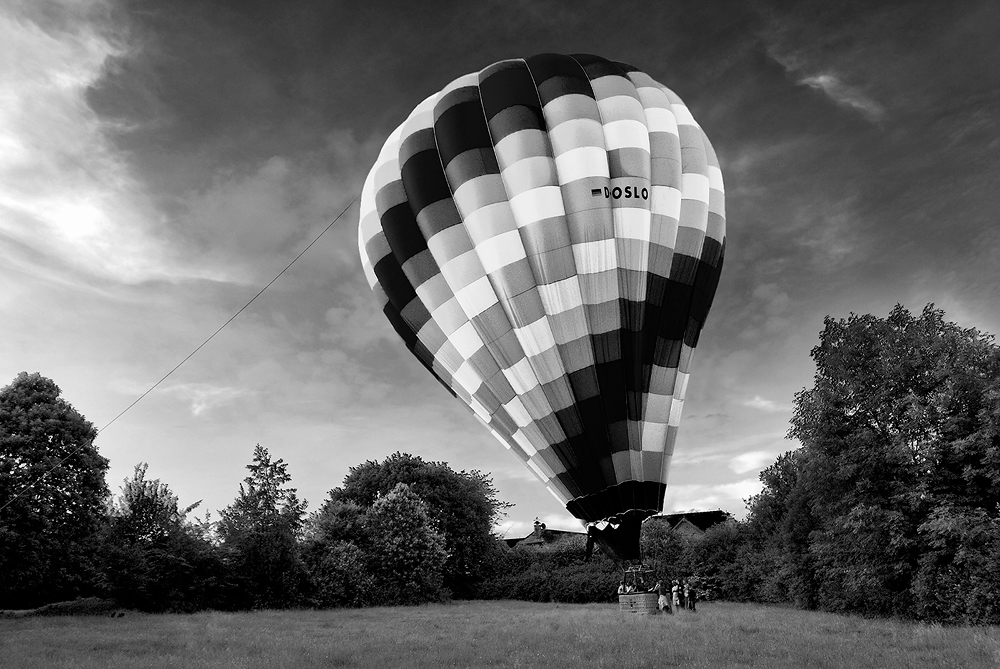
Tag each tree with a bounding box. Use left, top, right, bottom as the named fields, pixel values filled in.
left=322, top=452, right=509, bottom=597
left=301, top=499, right=372, bottom=607
left=110, top=463, right=199, bottom=543
left=306, top=539, right=374, bottom=608
left=99, top=464, right=227, bottom=612
left=217, top=444, right=308, bottom=609
left=789, top=305, right=1000, bottom=517
left=744, top=451, right=801, bottom=543
left=304, top=499, right=367, bottom=547
left=685, top=522, right=750, bottom=602
left=640, top=516, right=689, bottom=582
left=911, top=505, right=1000, bottom=624
left=745, top=304, right=1000, bottom=618
left=739, top=451, right=806, bottom=603
left=363, top=482, right=448, bottom=604
left=0, top=372, right=108, bottom=607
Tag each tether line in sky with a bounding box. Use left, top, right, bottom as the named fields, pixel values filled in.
left=0, top=194, right=359, bottom=513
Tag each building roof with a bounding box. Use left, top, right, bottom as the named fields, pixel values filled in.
left=645, top=509, right=733, bottom=533
left=504, top=511, right=733, bottom=548
left=505, top=520, right=586, bottom=548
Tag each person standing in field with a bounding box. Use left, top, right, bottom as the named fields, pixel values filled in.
left=650, top=580, right=671, bottom=614
left=671, top=580, right=681, bottom=611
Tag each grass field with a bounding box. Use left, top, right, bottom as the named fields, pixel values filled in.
left=2, top=600, right=999, bottom=668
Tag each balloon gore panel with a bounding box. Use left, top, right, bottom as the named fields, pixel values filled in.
left=358, top=54, right=726, bottom=533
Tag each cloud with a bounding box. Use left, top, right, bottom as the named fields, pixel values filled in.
left=664, top=479, right=764, bottom=518
left=152, top=132, right=369, bottom=296
left=539, top=512, right=585, bottom=532
left=757, top=8, right=887, bottom=125
left=740, top=395, right=789, bottom=414
left=162, top=383, right=251, bottom=416
left=800, top=73, right=886, bottom=122
left=729, top=450, right=779, bottom=475
left=742, top=282, right=795, bottom=336
left=322, top=289, right=396, bottom=351
left=175, top=154, right=360, bottom=282
left=182, top=158, right=300, bottom=257
left=0, top=3, right=226, bottom=286
left=793, top=199, right=864, bottom=273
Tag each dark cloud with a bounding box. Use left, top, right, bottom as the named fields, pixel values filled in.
left=85, top=0, right=767, bottom=190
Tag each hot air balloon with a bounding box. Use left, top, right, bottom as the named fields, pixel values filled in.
left=358, top=53, right=725, bottom=561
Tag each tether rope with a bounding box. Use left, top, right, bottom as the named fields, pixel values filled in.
left=0, top=194, right=359, bottom=513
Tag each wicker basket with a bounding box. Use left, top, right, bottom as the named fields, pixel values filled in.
left=618, top=592, right=659, bottom=615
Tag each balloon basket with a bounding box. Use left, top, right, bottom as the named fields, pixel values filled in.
left=618, top=592, right=659, bottom=615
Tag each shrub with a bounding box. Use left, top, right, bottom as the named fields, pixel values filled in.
left=364, top=483, right=449, bottom=605
left=307, top=541, right=374, bottom=608
left=478, top=535, right=619, bottom=603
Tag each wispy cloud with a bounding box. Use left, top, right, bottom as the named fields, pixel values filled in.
left=664, top=479, right=764, bottom=518
left=0, top=4, right=229, bottom=286
left=800, top=73, right=886, bottom=122
left=729, top=450, right=779, bottom=475
left=162, top=383, right=251, bottom=416
left=760, top=13, right=887, bottom=125
left=740, top=395, right=790, bottom=413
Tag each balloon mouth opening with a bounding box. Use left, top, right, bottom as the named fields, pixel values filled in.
left=566, top=481, right=668, bottom=524
left=586, top=509, right=654, bottom=561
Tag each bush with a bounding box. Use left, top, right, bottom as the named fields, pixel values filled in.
left=364, top=483, right=449, bottom=605
left=307, top=541, right=374, bottom=608
left=911, top=506, right=1000, bottom=624
left=477, top=536, right=620, bottom=603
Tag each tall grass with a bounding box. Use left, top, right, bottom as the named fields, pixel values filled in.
left=3, top=601, right=999, bottom=668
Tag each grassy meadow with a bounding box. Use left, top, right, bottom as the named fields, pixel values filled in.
left=2, top=600, right=999, bottom=668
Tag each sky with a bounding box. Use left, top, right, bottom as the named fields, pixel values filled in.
left=3, top=0, right=999, bottom=538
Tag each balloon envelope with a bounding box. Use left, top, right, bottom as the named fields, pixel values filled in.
left=358, top=53, right=725, bottom=558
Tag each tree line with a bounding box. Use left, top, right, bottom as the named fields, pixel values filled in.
left=2, top=303, right=998, bottom=623
left=661, top=305, right=1000, bottom=625
left=0, top=372, right=511, bottom=611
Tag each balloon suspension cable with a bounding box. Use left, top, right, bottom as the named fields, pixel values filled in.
left=0, top=194, right=360, bottom=515
left=619, top=563, right=655, bottom=594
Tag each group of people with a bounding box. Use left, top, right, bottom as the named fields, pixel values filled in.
left=619, top=578, right=698, bottom=614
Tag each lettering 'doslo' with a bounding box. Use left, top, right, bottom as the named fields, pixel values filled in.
left=590, top=186, right=650, bottom=200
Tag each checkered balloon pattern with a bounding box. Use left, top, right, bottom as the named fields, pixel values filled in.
left=359, top=53, right=725, bottom=527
